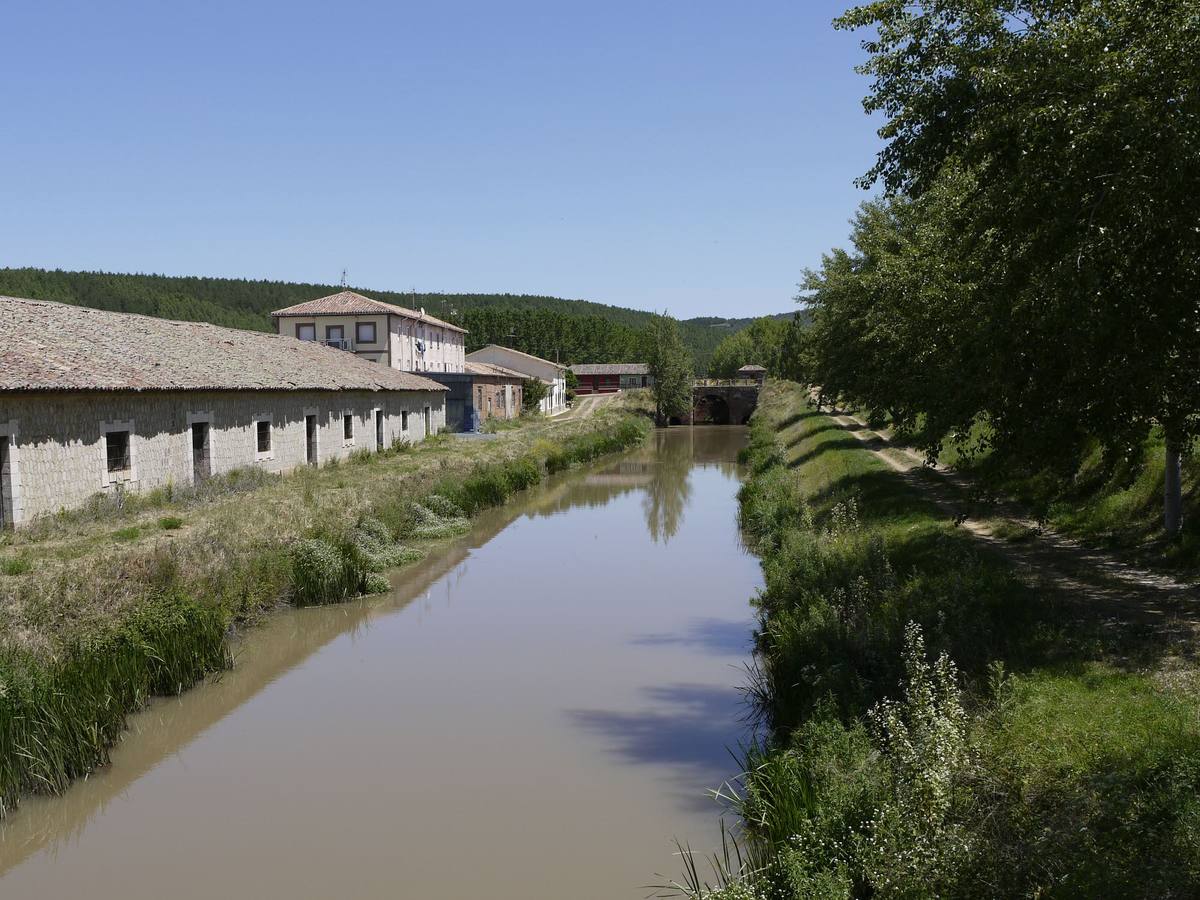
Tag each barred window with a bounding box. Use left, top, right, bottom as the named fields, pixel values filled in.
left=106, top=430, right=130, bottom=473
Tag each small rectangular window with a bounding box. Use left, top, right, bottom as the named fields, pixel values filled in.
left=296, top=323, right=316, bottom=341
left=106, top=430, right=131, bottom=473
left=256, top=420, right=272, bottom=454
left=343, top=414, right=354, bottom=441
left=401, top=411, right=409, bottom=431
left=326, top=325, right=344, bottom=343
left=356, top=321, right=376, bottom=344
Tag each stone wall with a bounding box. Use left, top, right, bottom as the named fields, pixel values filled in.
left=0, top=388, right=445, bottom=525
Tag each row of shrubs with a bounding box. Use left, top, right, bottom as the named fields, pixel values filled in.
left=683, top=386, right=1200, bottom=899
left=0, top=415, right=650, bottom=815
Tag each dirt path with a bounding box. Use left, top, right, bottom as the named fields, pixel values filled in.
left=555, top=392, right=619, bottom=420
left=823, top=408, right=1200, bottom=662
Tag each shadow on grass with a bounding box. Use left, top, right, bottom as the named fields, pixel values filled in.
left=787, top=437, right=885, bottom=470
left=784, top=423, right=843, bottom=449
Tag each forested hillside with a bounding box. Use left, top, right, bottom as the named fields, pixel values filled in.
left=0, top=267, right=782, bottom=372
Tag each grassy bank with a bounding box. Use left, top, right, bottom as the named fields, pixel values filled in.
left=0, top=407, right=649, bottom=816
left=682, top=382, right=1200, bottom=899
left=883, top=411, right=1200, bottom=573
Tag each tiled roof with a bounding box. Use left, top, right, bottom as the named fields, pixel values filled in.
left=737, top=364, right=767, bottom=372
left=271, top=291, right=467, bottom=333
left=570, top=363, right=649, bottom=376
left=0, top=296, right=447, bottom=393
left=465, top=361, right=526, bottom=379
left=466, top=345, right=565, bottom=373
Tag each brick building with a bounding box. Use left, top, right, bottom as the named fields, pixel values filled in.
left=0, top=296, right=447, bottom=527
left=466, top=346, right=568, bottom=415
left=429, top=361, right=525, bottom=431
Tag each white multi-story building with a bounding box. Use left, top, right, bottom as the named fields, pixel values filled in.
left=272, top=291, right=467, bottom=374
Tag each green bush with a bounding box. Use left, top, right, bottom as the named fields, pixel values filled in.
left=158, top=516, right=184, bottom=530
left=289, top=538, right=354, bottom=606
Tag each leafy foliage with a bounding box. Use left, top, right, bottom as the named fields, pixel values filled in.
left=646, top=313, right=694, bottom=424
left=811, top=0, right=1200, bottom=530
left=521, top=377, right=548, bottom=413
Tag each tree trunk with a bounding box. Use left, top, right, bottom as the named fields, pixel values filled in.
left=1165, top=438, right=1183, bottom=538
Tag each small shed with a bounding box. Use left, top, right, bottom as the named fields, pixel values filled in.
left=737, top=364, right=767, bottom=385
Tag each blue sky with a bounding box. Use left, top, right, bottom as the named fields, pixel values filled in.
left=2, top=1, right=880, bottom=318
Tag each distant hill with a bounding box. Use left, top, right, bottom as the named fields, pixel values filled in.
left=0, top=267, right=795, bottom=372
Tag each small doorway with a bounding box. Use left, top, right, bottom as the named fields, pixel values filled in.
left=0, top=436, right=10, bottom=530
left=424, top=406, right=431, bottom=437
left=306, top=414, right=318, bottom=465
left=190, top=422, right=210, bottom=485
left=375, top=410, right=385, bottom=451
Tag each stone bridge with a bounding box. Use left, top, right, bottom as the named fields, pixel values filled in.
left=670, top=381, right=760, bottom=425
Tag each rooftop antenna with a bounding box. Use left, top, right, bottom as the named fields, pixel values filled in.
left=340, top=268, right=348, bottom=288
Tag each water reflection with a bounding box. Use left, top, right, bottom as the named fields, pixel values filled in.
left=632, top=617, right=755, bottom=656
left=643, top=429, right=693, bottom=543
left=567, top=683, right=744, bottom=781
left=0, top=425, right=760, bottom=900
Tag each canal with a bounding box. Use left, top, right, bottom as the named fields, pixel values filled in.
left=0, top=426, right=761, bottom=899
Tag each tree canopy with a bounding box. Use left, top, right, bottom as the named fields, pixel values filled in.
left=816, top=0, right=1200, bottom=531
left=646, top=313, right=694, bottom=424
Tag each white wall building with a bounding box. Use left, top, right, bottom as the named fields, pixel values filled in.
left=465, top=345, right=568, bottom=415
left=272, top=291, right=467, bottom=374
left=0, top=296, right=447, bottom=527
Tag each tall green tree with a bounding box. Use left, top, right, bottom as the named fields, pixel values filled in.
left=708, top=317, right=790, bottom=378
left=837, top=0, right=1200, bottom=534
left=646, top=313, right=694, bottom=425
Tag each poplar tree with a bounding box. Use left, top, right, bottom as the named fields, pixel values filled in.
left=646, top=313, right=694, bottom=425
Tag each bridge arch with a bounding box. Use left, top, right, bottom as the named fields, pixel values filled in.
left=694, top=394, right=731, bottom=425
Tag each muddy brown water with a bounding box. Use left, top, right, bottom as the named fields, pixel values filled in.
left=0, top=427, right=761, bottom=899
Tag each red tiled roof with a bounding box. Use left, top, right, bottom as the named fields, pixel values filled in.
left=0, top=296, right=447, bottom=393
left=271, top=291, right=467, bottom=333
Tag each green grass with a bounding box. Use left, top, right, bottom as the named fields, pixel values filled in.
left=705, top=381, right=1200, bottom=899
left=885, top=409, right=1200, bottom=573
left=0, top=557, right=31, bottom=577
left=158, top=516, right=184, bottom=530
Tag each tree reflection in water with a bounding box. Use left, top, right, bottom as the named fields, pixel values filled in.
left=532, top=426, right=744, bottom=543
left=643, top=428, right=694, bottom=543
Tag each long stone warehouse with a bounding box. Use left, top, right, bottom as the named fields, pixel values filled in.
left=0, top=295, right=448, bottom=528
